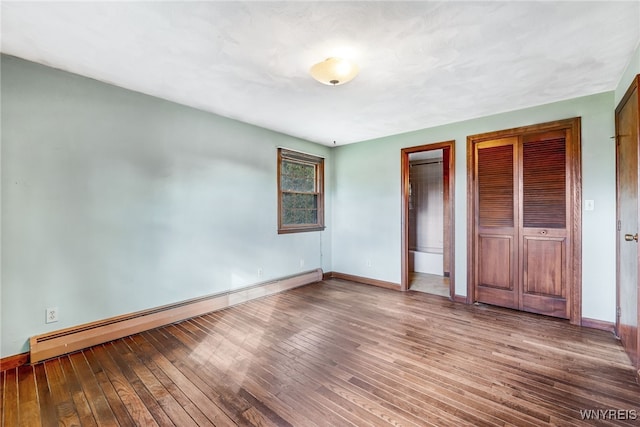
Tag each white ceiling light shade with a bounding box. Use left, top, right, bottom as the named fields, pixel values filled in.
left=310, top=57, right=359, bottom=86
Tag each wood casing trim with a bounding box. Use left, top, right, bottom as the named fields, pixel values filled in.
left=29, top=269, right=323, bottom=364
left=0, top=352, right=29, bottom=372
left=453, top=295, right=467, bottom=304
left=467, top=118, right=582, bottom=323
left=616, top=74, right=640, bottom=116
left=401, top=141, right=455, bottom=295
left=325, top=272, right=401, bottom=291
left=581, top=318, right=615, bottom=334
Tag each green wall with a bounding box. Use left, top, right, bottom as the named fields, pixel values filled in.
left=1, top=47, right=634, bottom=358
left=332, top=92, right=616, bottom=323
left=0, top=55, right=332, bottom=357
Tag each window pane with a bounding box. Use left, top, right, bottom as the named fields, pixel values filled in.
left=306, top=194, right=317, bottom=209
left=292, top=209, right=306, bottom=224
left=306, top=209, right=318, bottom=224
left=282, top=160, right=315, bottom=192
left=282, top=193, right=318, bottom=225
left=283, top=208, right=295, bottom=225
left=282, top=175, right=294, bottom=191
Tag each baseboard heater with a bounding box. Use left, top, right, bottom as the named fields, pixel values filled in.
left=30, top=268, right=323, bottom=364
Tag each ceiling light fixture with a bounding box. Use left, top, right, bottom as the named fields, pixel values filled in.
left=310, top=57, right=359, bottom=86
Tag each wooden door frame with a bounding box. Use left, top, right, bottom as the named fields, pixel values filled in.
left=615, top=74, right=640, bottom=371
left=401, top=141, right=455, bottom=295
left=466, top=118, right=582, bottom=325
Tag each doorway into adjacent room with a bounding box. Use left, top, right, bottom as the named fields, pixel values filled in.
left=401, top=141, right=455, bottom=297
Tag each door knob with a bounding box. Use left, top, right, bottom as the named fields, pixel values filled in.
left=624, top=233, right=638, bottom=242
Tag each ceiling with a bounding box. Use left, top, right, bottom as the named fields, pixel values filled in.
left=2, top=1, right=639, bottom=146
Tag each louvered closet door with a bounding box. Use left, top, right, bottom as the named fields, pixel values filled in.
left=475, top=137, right=519, bottom=309
left=520, top=131, right=570, bottom=318
left=474, top=131, right=571, bottom=319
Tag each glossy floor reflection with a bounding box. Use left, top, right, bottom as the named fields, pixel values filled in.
left=2, top=279, right=638, bottom=426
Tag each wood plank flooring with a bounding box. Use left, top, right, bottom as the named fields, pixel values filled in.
left=2, top=279, right=639, bottom=426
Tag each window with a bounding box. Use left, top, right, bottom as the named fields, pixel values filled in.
left=278, top=148, right=325, bottom=233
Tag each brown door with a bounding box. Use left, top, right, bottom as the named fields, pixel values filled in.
left=520, top=130, right=571, bottom=318
left=616, top=75, right=640, bottom=371
left=475, top=137, right=519, bottom=309
left=471, top=119, right=580, bottom=320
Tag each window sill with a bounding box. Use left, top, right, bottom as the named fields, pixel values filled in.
left=278, top=225, right=326, bottom=234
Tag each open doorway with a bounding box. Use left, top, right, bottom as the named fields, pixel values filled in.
left=401, top=141, right=455, bottom=297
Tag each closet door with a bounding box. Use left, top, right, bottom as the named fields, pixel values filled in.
left=472, top=124, right=576, bottom=320
left=475, top=137, right=519, bottom=309
left=520, top=131, right=570, bottom=318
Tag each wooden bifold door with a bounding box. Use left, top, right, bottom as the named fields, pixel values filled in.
left=468, top=118, right=581, bottom=322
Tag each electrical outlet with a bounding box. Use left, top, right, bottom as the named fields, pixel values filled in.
left=258, top=267, right=264, bottom=278
left=366, top=259, right=372, bottom=267
left=299, top=258, right=305, bottom=268
left=46, top=307, right=59, bottom=324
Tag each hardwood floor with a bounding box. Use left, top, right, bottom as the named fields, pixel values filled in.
left=2, top=278, right=639, bottom=426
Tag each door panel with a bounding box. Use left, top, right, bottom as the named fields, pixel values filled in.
left=616, top=76, right=639, bottom=370
left=477, top=143, right=515, bottom=228
left=520, top=132, right=569, bottom=318
left=479, top=235, right=513, bottom=290
left=477, top=234, right=517, bottom=308
left=522, top=134, right=567, bottom=229
left=522, top=293, right=568, bottom=318
left=521, top=235, right=568, bottom=317
left=475, top=138, right=518, bottom=309
left=522, top=237, right=565, bottom=297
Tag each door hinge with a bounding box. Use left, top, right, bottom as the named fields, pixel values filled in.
left=618, top=220, right=622, bottom=231
left=617, top=306, right=622, bottom=318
